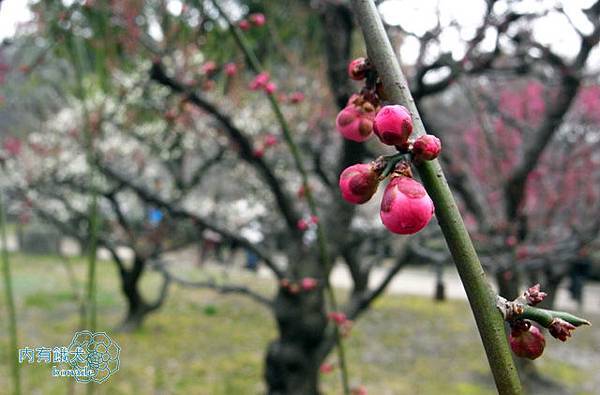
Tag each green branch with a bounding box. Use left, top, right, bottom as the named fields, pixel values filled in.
left=1, top=192, right=21, bottom=395
left=496, top=296, right=591, bottom=328
left=349, top=1, right=523, bottom=393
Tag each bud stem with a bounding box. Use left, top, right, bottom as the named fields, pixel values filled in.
left=497, top=295, right=591, bottom=328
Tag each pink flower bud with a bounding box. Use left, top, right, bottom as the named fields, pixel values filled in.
left=264, top=134, right=278, bottom=147
left=548, top=318, right=576, bottom=342
left=249, top=13, right=266, bottom=26
left=224, top=62, right=237, bottom=77
left=509, top=324, right=545, bottom=360
left=347, top=57, right=369, bottom=80
left=297, top=218, right=309, bottom=231
left=201, top=61, right=217, bottom=75
left=328, top=312, right=348, bottom=325
left=301, top=277, right=318, bottom=291
left=319, top=363, right=334, bottom=374
left=253, top=148, right=264, bottom=158
left=264, top=82, right=277, bottom=94
left=289, top=91, right=305, bottom=103
left=238, top=19, right=250, bottom=31
left=412, top=134, right=441, bottom=162
left=380, top=176, right=434, bottom=234
left=310, top=215, right=319, bottom=224
left=373, top=105, right=413, bottom=146
left=249, top=72, right=270, bottom=90
left=335, top=94, right=378, bottom=142
left=524, top=284, right=547, bottom=306
left=338, top=163, right=380, bottom=204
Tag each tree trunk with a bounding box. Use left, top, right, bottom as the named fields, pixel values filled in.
left=265, top=245, right=329, bottom=395
left=118, top=257, right=151, bottom=332
left=265, top=285, right=328, bottom=395
left=496, top=269, right=521, bottom=300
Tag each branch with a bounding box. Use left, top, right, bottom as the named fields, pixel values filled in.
left=149, top=259, right=273, bottom=308
left=97, top=162, right=285, bottom=279
left=350, top=1, right=522, bottom=392
left=346, top=245, right=410, bottom=320
left=149, top=62, right=301, bottom=233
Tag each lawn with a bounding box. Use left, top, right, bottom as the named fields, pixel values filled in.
left=1, top=253, right=598, bottom=394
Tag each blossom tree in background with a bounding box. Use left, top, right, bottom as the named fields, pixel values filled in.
left=0, top=1, right=598, bottom=394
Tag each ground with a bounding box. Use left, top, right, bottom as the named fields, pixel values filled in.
left=0, top=253, right=599, bottom=394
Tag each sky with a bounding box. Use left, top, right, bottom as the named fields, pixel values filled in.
left=0, top=0, right=33, bottom=41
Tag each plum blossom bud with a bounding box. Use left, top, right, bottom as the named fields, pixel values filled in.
left=249, top=13, right=266, bottom=26
left=338, top=163, right=380, bottom=204
left=264, top=134, right=278, bottom=147
left=412, top=134, right=441, bottom=162
left=347, top=57, right=369, bottom=80
left=509, top=323, right=545, bottom=360
left=289, top=91, right=305, bottom=104
left=328, top=312, right=347, bottom=325
left=201, top=61, right=217, bottom=75
left=335, top=94, right=379, bottom=142
left=297, top=218, right=309, bottom=231
left=548, top=318, right=576, bottom=342
left=524, top=284, right=547, bottom=306
left=253, top=148, right=264, bottom=158
left=380, top=176, right=434, bottom=234
left=264, top=82, right=277, bottom=94
left=224, top=62, right=237, bottom=77
left=319, top=363, right=334, bottom=374
left=373, top=105, right=413, bottom=146
left=238, top=19, right=250, bottom=31
left=310, top=215, right=319, bottom=224
left=301, top=277, right=318, bottom=291
left=249, top=72, right=270, bottom=90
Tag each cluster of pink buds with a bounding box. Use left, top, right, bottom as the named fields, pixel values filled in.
left=280, top=277, right=319, bottom=293
left=253, top=133, right=279, bottom=158
left=239, top=13, right=266, bottom=31
left=505, top=283, right=590, bottom=359
left=249, top=72, right=276, bottom=93
left=336, top=57, right=441, bottom=235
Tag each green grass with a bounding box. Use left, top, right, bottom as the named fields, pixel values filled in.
left=1, top=252, right=599, bottom=394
